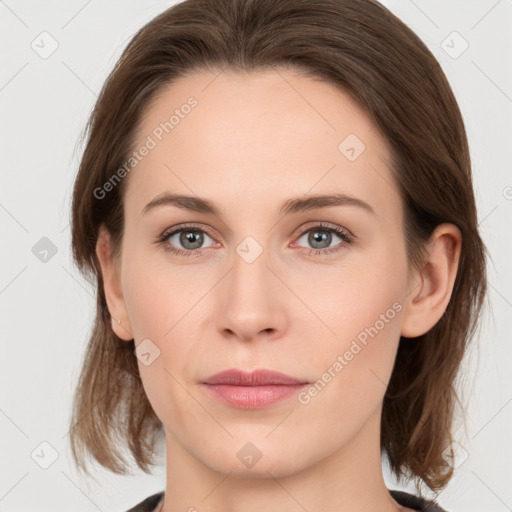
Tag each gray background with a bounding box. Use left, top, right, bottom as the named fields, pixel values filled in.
left=1, top=1, right=511, bottom=511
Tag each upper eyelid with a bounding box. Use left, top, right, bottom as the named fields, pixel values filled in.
left=162, top=221, right=350, bottom=238
left=296, top=221, right=352, bottom=236
left=162, top=223, right=216, bottom=240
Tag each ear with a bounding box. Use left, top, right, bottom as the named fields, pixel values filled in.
left=95, top=224, right=134, bottom=341
left=400, top=223, right=462, bottom=338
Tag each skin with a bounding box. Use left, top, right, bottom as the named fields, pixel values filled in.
left=96, top=68, right=461, bottom=512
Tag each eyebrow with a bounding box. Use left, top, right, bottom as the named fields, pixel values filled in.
left=141, top=192, right=376, bottom=217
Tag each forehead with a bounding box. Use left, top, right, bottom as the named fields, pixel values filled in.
left=125, top=68, right=400, bottom=222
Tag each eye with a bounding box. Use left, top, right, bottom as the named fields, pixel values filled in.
left=156, top=221, right=355, bottom=258
left=156, top=223, right=218, bottom=257
left=293, top=222, right=354, bottom=256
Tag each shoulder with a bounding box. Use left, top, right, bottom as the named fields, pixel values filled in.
left=124, top=491, right=164, bottom=512
left=389, top=489, right=450, bottom=512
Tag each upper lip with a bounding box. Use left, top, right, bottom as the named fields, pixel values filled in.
left=202, top=369, right=308, bottom=386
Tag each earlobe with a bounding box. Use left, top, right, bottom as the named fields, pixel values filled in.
left=400, top=223, right=462, bottom=339
left=95, top=225, right=134, bottom=341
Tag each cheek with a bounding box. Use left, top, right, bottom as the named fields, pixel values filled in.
left=123, top=267, right=168, bottom=342
left=294, top=274, right=406, bottom=452
left=298, top=240, right=408, bottom=401
left=121, top=240, right=201, bottom=341
left=304, top=238, right=407, bottom=346
left=120, top=253, right=200, bottom=428
left=120, top=244, right=207, bottom=388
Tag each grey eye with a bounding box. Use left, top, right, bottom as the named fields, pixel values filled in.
left=169, top=230, right=215, bottom=251
left=297, top=229, right=342, bottom=250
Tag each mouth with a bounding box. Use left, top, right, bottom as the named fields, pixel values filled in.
left=201, top=368, right=309, bottom=409
left=202, top=368, right=308, bottom=386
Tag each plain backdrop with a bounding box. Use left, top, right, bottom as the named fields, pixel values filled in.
left=1, top=1, right=511, bottom=511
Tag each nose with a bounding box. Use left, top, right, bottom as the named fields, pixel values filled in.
left=216, top=243, right=287, bottom=342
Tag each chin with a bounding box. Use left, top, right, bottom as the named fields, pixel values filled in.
left=195, top=437, right=314, bottom=480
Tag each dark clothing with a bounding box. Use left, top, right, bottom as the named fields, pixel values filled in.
left=125, top=491, right=163, bottom=512
left=390, top=489, right=450, bottom=511
left=125, top=489, right=449, bottom=511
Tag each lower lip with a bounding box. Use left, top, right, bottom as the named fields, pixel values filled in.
left=202, top=383, right=308, bottom=409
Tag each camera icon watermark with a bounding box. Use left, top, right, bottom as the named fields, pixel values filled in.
left=31, top=31, right=59, bottom=59
left=236, top=236, right=263, bottom=264
left=441, top=31, right=469, bottom=59
left=236, top=441, right=263, bottom=468
left=441, top=440, right=469, bottom=469
left=32, top=236, right=58, bottom=263
left=338, top=133, right=366, bottom=161
left=30, top=441, right=59, bottom=469
left=135, top=338, right=161, bottom=366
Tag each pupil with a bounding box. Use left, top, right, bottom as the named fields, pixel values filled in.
left=310, top=231, right=330, bottom=249
left=181, top=230, right=203, bottom=249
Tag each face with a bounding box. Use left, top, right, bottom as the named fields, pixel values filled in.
left=103, top=68, right=414, bottom=477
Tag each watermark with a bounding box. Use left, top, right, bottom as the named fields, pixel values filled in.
left=338, top=133, right=366, bottom=161
left=134, top=338, right=161, bottom=366
left=298, top=301, right=403, bottom=405
left=32, top=236, right=58, bottom=263
left=31, top=31, right=59, bottom=59
left=236, top=236, right=264, bottom=263
left=93, top=96, right=198, bottom=200
left=30, top=441, right=59, bottom=469
left=237, top=441, right=263, bottom=468
left=441, top=31, right=469, bottom=60
left=441, top=440, right=469, bottom=469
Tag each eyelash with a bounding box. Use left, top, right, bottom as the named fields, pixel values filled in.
left=155, top=222, right=355, bottom=258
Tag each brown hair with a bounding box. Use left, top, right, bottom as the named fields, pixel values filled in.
left=69, top=0, right=489, bottom=493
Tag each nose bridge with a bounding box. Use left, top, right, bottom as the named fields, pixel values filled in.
left=231, top=237, right=270, bottom=295
left=216, top=234, right=285, bottom=339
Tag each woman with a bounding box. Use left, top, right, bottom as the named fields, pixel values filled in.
left=68, top=0, right=488, bottom=511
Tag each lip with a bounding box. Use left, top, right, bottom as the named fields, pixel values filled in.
left=202, top=368, right=308, bottom=386
left=201, top=369, right=309, bottom=409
